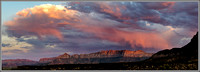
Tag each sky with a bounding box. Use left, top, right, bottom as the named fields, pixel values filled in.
left=1, top=1, right=198, bottom=61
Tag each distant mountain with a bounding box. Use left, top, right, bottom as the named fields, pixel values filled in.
left=2, top=59, right=38, bottom=69
left=2, top=50, right=153, bottom=69
left=39, top=50, right=153, bottom=65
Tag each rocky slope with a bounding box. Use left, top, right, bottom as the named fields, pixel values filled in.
left=39, top=50, right=153, bottom=64
left=149, top=32, right=198, bottom=62
left=126, top=32, right=199, bottom=70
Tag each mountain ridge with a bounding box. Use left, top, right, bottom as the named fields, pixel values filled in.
left=2, top=50, right=153, bottom=68
left=2, top=59, right=39, bottom=68
left=149, top=32, right=198, bottom=60
left=39, top=50, right=153, bottom=64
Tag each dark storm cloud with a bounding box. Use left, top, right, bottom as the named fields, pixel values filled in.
left=14, top=28, right=106, bottom=53
left=67, top=2, right=198, bottom=31
left=173, top=2, right=198, bottom=16
left=16, top=37, right=46, bottom=49
left=142, top=2, right=198, bottom=30
left=2, top=43, right=11, bottom=47
left=56, top=38, right=132, bottom=54
left=62, top=29, right=98, bottom=39
left=3, top=49, right=24, bottom=53
left=68, top=2, right=160, bottom=24
left=67, top=2, right=161, bottom=30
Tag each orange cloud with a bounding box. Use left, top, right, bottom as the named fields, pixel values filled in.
left=162, top=2, right=175, bottom=6
left=5, top=4, right=79, bottom=41
left=99, top=3, right=121, bottom=17
left=98, top=3, right=129, bottom=20
left=143, top=2, right=176, bottom=12
left=161, top=2, right=175, bottom=12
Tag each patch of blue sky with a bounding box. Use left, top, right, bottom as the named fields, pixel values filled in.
left=1, top=1, right=64, bottom=25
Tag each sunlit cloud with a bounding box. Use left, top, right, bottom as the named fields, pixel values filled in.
left=5, top=4, right=79, bottom=41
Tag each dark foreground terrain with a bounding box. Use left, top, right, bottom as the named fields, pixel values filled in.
left=14, top=58, right=197, bottom=70
left=5, top=32, right=198, bottom=70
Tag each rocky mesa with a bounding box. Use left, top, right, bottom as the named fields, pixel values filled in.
left=39, top=50, right=153, bottom=64
left=2, top=50, right=153, bottom=68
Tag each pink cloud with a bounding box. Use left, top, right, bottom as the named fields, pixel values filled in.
left=70, top=24, right=170, bottom=49
left=4, top=4, right=79, bottom=41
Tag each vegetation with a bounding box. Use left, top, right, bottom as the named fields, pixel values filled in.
left=9, top=58, right=197, bottom=70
